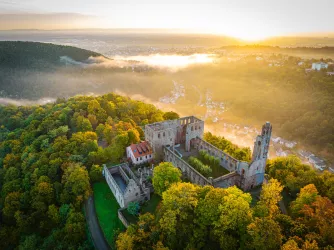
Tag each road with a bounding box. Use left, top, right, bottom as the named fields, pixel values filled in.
left=85, top=196, right=111, bottom=250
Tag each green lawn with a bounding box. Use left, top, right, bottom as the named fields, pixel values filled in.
left=120, top=193, right=162, bottom=225
left=93, top=182, right=125, bottom=247
left=210, top=164, right=230, bottom=178
left=142, top=194, right=162, bottom=214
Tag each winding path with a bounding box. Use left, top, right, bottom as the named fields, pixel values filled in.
left=85, top=196, right=111, bottom=250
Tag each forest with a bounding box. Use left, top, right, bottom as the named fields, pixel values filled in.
left=0, top=92, right=333, bottom=249
left=117, top=158, right=334, bottom=250
left=0, top=93, right=168, bottom=249
left=1, top=41, right=333, bottom=162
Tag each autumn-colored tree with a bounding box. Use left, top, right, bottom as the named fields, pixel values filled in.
left=152, top=162, right=182, bottom=196
left=282, top=239, right=301, bottom=250
left=247, top=217, right=283, bottom=250
left=291, top=184, right=318, bottom=216
left=163, top=111, right=179, bottom=120
left=256, top=179, right=283, bottom=218
left=89, top=164, right=103, bottom=182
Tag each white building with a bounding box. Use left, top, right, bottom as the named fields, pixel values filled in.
left=312, top=62, right=328, bottom=71
left=314, top=162, right=326, bottom=171
left=329, top=166, right=334, bottom=173
left=298, top=150, right=313, bottom=159
left=308, top=155, right=326, bottom=171
left=126, top=141, right=153, bottom=165
left=271, top=136, right=281, bottom=143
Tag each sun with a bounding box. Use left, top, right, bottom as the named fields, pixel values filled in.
left=207, top=20, right=277, bottom=42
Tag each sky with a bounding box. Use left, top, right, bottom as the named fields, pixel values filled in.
left=0, top=0, right=334, bottom=40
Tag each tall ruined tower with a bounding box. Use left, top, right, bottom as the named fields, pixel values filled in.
left=252, top=122, right=272, bottom=162
left=241, top=122, right=272, bottom=190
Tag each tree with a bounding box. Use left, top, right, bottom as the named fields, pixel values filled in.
left=89, top=165, right=103, bottom=182
left=152, top=162, right=181, bottom=196
left=291, top=184, right=318, bottom=216
left=75, top=116, right=93, bottom=132
left=214, top=186, right=253, bottom=247
left=256, top=179, right=283, bottom=218
left=247, top=217, right=283, bottom=250
left=282, top=239, right=301, bottom=250
left=3, top=191, right=21, bottom=218
left=127, top=129, right=140, bottom=144
left=299, top=196, right=334, bottom=246
left=4, top=167, right=20, bottom=182
left=61, top=163, right=91, bottom=205
left=19, top=234, right=39, bottom=250
left=64, top=211, right=86, bottom=244
left=127, top=201, right=140, bottom=216
left=116, top=232, right=134, bottom=250
left=163, top=111, right=179, bottom=120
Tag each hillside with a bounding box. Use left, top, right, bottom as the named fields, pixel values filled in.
left=0, top=42, right=333, bottom=163
left=0, top=93, right=333, bottom=250
left=0, top=41, right=103, bottom=69
left=0, top=93, right=171, bottom=249
left=0, top=41, right=106, bottom=99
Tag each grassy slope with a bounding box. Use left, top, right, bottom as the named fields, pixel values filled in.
left=93, top=182, right=125, bottom=247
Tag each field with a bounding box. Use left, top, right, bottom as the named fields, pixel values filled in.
left=93, top=182, right=125, bottom=247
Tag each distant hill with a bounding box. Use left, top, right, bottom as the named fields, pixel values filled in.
left=0, top=41, right=109, bottom=99
left=0, top=41, right=103, bottom=69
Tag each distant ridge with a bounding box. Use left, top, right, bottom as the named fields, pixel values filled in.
left=0, top=41, right=105, bottom=69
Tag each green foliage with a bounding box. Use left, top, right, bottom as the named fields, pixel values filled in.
left=127, top=201, right=140, bottom=216
left=266, top=155, right=334, bottom=200
left=204, top=132, right=251, bottom=162
left=152, top=162, right=182, bottom=196
left=0, top=92, right=164, bottom=249
left=89, top=165, right=103, bottom=183
left=198, top=150, right=220, bottom=167
left=188, top=156, right=212, bottom=177
left=163, top=111, right=180, bottom=120
left=93, top=182, right=124, bottom=247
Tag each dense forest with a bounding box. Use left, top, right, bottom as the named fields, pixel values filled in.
left=117, top=157, right=334, bottom=250
left=0, top=41, right=106, bottom=99
left=0, top=41, right=333, bottom=160
left=0, top=41, right=103, bottom=69
left=0, top=93, right=333, bottom=249
left=0, top=93, right=170, bottom=249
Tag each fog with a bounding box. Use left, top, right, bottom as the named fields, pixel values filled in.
left=0, top=97, right=56, bottom=106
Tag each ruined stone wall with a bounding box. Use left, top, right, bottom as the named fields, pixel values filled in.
left=195, top=138, right=244, bottom=172
left=145, top=122, right=178, bottom=159
left=213, top=171, right=241, bottom=188
left=145, top=116, right=204, bottom=160
left=118, top=209, right=130, bottom=228
left=103, top=163, right=151, bottom=208
left=163, top=146, right=211, bottom=186
left=241, top=122, right=272, bottom=190
left=184, top=119, right=204, bottom=151
left=123, top=179, right=142, bottom=208
left=103, top=165, right=125, bottom=207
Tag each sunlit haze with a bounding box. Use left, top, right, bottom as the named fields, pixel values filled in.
left=1, top=0, right=334, bottom=40
left=114, top=54, right=215, bottom=68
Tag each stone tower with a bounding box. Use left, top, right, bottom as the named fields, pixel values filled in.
left=252, top=122, right=272, bottom=161
left=241, top=122, right=272, bottom=190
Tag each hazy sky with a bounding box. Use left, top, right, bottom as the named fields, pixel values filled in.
left=1, top=0, right=333, bottom=40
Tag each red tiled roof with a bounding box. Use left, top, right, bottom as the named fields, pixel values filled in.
left=129, top=141, right=152, bottom=158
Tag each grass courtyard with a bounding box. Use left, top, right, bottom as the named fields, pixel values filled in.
left=93, top=182, right=125, bottom=248
left=121, top=193, right=162, bottom=225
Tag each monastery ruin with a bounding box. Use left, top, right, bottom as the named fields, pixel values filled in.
left=103, top=116, right=272, bottom=208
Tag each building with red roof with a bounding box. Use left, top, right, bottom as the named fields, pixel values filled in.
left=126, top=141, right=153, bottom=165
